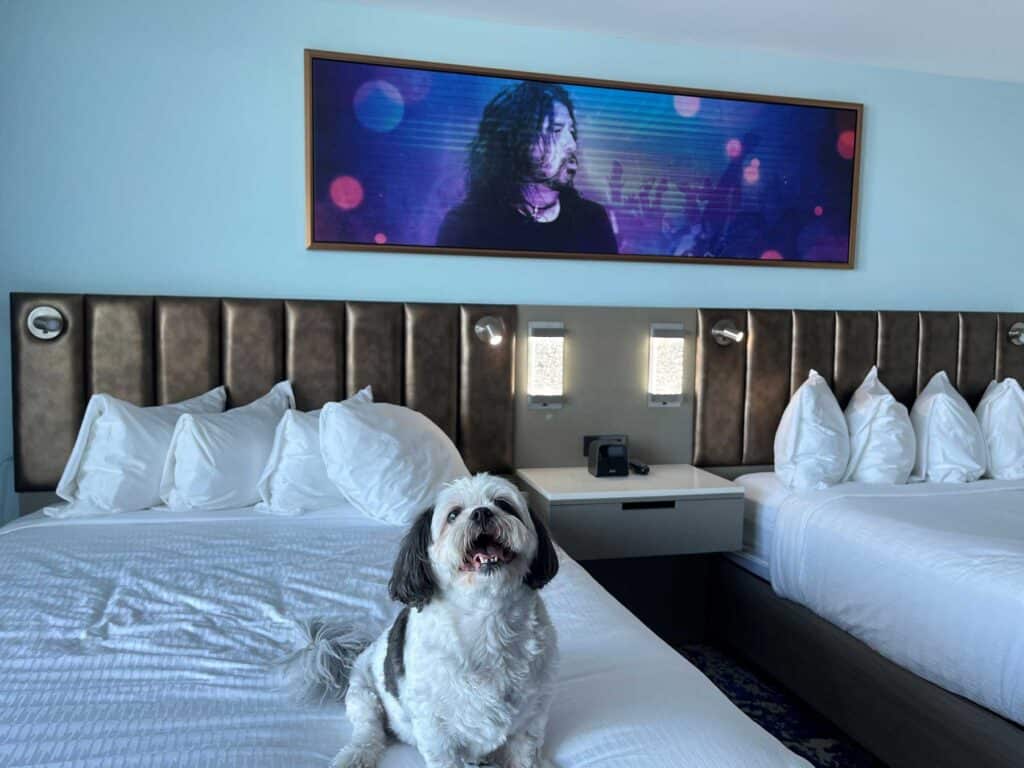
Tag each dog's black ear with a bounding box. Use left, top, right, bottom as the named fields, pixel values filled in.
left=524, top=507, right=559, bottom=590
left=389, top=508, right=437, bottom=610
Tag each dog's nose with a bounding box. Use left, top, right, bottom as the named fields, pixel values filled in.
left=470, top=506, right=493, bottom=524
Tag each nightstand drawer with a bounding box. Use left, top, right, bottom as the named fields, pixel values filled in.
left=544, top=496, right=742, bottom=560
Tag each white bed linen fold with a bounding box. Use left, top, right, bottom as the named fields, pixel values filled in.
left=0, top=504, right=806, bottom=767
left=768, top=477, right=1024, bottom=725
left=731, top=473, right=794, bottom=579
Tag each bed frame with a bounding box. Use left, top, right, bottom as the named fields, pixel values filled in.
left=10, top=293, right=516, bottom=496
left=693, top=308, right=1024, bottom=768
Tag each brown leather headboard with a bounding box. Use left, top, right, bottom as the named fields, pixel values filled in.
left=11, top=293, right=516, bottom=492
left=694, top=308, right=1024, bottom=467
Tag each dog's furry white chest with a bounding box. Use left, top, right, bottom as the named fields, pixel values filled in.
left=387, top=594, right=554, bottom=754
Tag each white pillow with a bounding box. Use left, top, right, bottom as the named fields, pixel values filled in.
left=160, top=381, right=295, bottom=510
left=773, top=369, right=850, bottom=490
left=843, top=366, right=916, bottom=484
left=910, top=371, right=987, bottom=483
left=256, top=386, right=373, bottom=515
left=48, top=386, right=227, bottom=518
left=319, top=401, right=469, bottom=525
left=975, top=378, right=1024, bottom=480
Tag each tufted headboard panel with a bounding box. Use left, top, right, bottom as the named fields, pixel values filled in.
left=694, top=308, right=1024, bottom=467
left=11, top=293, right=516, bottom=493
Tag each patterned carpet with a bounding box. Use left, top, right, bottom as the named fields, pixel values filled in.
left=678, top=645, right=886, bottom=768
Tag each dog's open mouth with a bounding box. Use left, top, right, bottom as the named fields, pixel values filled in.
left=461, top=533, right=515, bottom=572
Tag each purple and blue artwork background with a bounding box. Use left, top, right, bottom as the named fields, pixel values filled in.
left=311, top=57, right=858, bottom=263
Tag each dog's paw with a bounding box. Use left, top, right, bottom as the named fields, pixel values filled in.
left=330, top=746, right=380, bottom=768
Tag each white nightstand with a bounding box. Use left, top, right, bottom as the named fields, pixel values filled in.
left=515, top=464, right=743, bottom=561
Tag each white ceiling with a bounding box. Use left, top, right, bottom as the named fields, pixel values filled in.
left=364, top=0, right=1024, bottom=84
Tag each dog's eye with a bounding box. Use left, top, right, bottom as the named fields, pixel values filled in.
left=446, top=507, right=462, bottom=523
left=494, top=498, right=517, bottom=515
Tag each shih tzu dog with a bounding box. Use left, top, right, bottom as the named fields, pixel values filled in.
left=294, top=474, right=560, bottom=768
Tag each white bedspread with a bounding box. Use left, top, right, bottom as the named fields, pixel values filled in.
left=768, top=477, right=1024, bottom=725
left=0, top=504, right=806, bottom=767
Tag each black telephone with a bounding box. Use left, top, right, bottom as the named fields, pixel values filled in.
left=582, top=435, right=649, bottom=477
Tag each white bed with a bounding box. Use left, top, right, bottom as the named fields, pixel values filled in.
left=734, top=472, right=1024, bottom=726
left=0, top=501, right=807, bottom=768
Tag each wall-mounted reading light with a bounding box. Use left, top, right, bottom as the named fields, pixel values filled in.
left=1010, top=322, right=1024, bottom=347
left=648, top=322, right=685, bottom=407
left=474, top=315, right=507, bottom=346
left=527, top=321, right=565, bottom=409
left=27, top=306, right=65, bottom=341
left=711, top=318, right=745, bottom=346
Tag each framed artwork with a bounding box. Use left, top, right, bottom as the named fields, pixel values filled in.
left=306, top=50, right=862, bottom=268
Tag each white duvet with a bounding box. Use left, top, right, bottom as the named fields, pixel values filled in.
left=767, top=476, right=1024, bottom=725
left=0, top=504, right=806, bottom=767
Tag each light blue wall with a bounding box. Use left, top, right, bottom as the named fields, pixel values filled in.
left=2, top=0, right=1022, bottom=521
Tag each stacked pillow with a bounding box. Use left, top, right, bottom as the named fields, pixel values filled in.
left=844, top=367, right=915, bottom=484
left=319, top=399, right=469, bottom=525
left=775, top=367, right=1022, bottom=489
left=976, top=378, right=1024, bottom=480
left=255, top=386, right=373, bottom=515
left=909, top=371, right=986, bottom=483
left=773, top=370, right=850, bottom=490
left=48, top=386, right=227, bottom=518
left=160, top=380, right=295, bottom=510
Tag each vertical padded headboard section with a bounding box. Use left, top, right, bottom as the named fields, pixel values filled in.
left=459, top=305, right=517, bottom=474
left=223, top=299, right=286, bottom=407
left=86, top=296, right=155, bottom=405
left=694, top=307, right=1024, bottom=468
left=694, top=309, right=748, bottom=466
left=742, top=310, right=791, bottom=465
left=156, top=297, right=221, bottom=404
left=11, top=293, right=517, bottom=493
left=285, top=300, right=345, bottom=410
left=405, top=304, right=459, bottom=441
left=346, top=302, right=403, bottom=404
left=11, top=294, right=85, bottom=491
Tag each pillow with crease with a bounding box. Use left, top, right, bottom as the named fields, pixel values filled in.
left=910, top=371, right=986, bottom=483
left=320, top=400, right=470, bottom=525
left=256, top=386, right=373, bottom=515
left=843, top=366, right=916, bottom=484
left=773, top=369, right=850, bottom=490
left=975, top=378, right=1024, bottom=480
left=46, top=386, right=227, bottom=518
left=160, top=380, right=294, bottom=511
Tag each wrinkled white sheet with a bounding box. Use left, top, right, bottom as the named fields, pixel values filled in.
left=767, top=476, right=1024, bottom=725
left=0, top=504, right=806, bottom=767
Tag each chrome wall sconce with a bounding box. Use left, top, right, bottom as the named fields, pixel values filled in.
left=711, top=318, right=745, bottom=346
left=1009, top=321, right=1024, bottom=346
left=648, top=322, right=685, bottom=407
left=27, top=306, right=65, bottom=341
left=474, top=315, right=507, bottom=346
left=527, top=321, right=565, bottom=409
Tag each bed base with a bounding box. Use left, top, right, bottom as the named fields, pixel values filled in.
left=709, top=557, right=1023, bottom=768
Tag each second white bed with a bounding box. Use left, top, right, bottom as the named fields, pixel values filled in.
left=735, top=473, right=1024, bottom=726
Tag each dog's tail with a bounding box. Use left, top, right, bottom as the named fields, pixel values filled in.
left=277, top=618, right=373, bottom=703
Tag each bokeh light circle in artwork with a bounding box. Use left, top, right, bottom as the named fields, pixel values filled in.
left=354, top=80, right=405, bottom=132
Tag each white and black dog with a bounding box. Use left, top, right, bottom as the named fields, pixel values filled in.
left=296, top=474, right=560, bottom=768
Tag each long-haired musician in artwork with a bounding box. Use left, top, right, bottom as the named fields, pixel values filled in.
left=436, top=81, right=619, bottom=255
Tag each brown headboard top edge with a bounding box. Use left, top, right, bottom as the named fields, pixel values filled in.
left=11, top=292, right=517, bottom=494
left=694, top=308, right=1024, bottom=468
